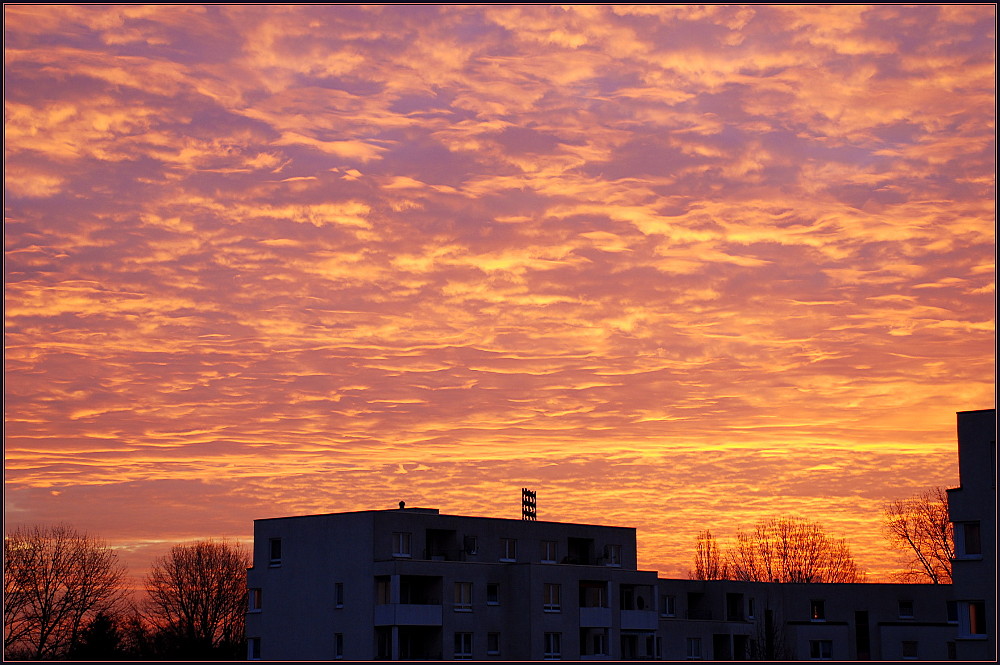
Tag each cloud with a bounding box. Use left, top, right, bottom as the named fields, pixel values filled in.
left=4, top=5, right=994, bottom=583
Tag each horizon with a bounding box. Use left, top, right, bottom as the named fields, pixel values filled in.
left=4, top=5, right=995, bottom=589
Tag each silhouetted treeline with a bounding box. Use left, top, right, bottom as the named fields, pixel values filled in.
left=4, top=524, right=249, bottom=661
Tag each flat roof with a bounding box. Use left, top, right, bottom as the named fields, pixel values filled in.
left=254, top=507, right=635, bottom=530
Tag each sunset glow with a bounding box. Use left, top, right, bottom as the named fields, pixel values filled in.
left=4, top=5, right=995, bottom=583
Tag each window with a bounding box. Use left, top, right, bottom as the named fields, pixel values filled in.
left=487, top=632, right=500, bottom=656
left=454, top=632, right=473, bottom=659
left=661, top=594, right=676, bottom=617
left=393, top=532, right=412, bottom=557
left=747, top=597, right=755, bottom=618
left=543, top=583, right=561, bottom=611
left=464, top=535, right=478, bottom=555
left=542, top=540, right=557, bottom=563
left=487, top=582, right=500, bottom=605
left=454, top=582, right=472, bottom=611
left=248, top=588, right=262, bottom=612
left=961, top=600, right=987, bottom=635
left=335, top=633, right=344, bottom=659
left=269, top=538, right=282, bottom=566
left=957, top=522, right=982, bottom=557
left=334, top=582, right=344, bottom=608
left=810, top=599, right=826, bottom=621
left=501, top=538, right=517, bottom=561
left=809, top=640, right=832, bottom=660
left=946, top=601, right=958, bottom=623
left=686, top=637, right=702, bottom=659
left=592, top=632, right=608, bottom=656
left=605, top=543, right=621, bottom=566
left=947, top=641, right=957, bottom=660
left=248, top=637, right=261, bottom=660
left=901, top=641, right=918, bottom=660
left=544, top=632, right=561, bottom=659
left=376, top=577, right=391, bottom=604
left=898, top=600, right=913, bottom=619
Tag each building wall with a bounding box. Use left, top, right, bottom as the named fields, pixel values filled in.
left=948, top=409, right=996, bottom=661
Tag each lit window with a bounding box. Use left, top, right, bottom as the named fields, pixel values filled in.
left=335, top=633, right=344, bottom=659
left=898, top=600, right=913, bottom=619
left=544, top=632, right=561, bottom=660
left=501, top=538, right=517, bottom=561
left=454, top=582, right=472, bottom=611
left=542, top=540, right=557, bottom=563
left=335, top=582, right=344, bottom=608
left=901, top=641, right=918, bottom=660
left=487, top=582, right=500, bottom=605
left=543, top=583, right=561, bottom=612
left=393, top=532, right=412, bottom=557
left=454, top=632, right=473, bottom=659
left=810, top=599, right=826, bottom=621
left=686, top=637, right=702, bottom=659
left=961, top=600, right=987, bottom=636
left=605, top=544, right=621, bottom=566
left=248, top=637, right=261, bottom=660
left=269, top=538, right=282, bottom=566
left=809, top=640, right=832, bottom=660
left=248, top=588, right=262, bottom=612
left=487, top=632, right=500, bottom=656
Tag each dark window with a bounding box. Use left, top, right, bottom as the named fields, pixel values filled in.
left=544, top=632, right=561, bottom=659
left=335, top=582, right=344, bottom=607
left=335, top=633, right=343, bottom=659
left=898, top=600, right=913, bottom=618
left=249, top=588, right=262, bottom=611
left=809, top=640, right=832, bottom=660
left=269, top=538, right=282, bottom=564
left=947, top=641, right=957, bottom=660
left=248, top=637, right=261, bottom=660
left=946, top=601, right=958, bottom=623
left=487, top=632, right=500, bottom=656
left=454, top=632, right=472, bottom=659
left=464, top=535, right=478, bottom=555
left=963, top=522, right=982, bottom=555
left=901, top=641, right=918, bottom=659
left=487, top=582, right=500, bottom=605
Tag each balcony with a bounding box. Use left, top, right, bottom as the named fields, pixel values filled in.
left=374, top=603, right=443, bottom=626
left=580, top=607, right=612, bottom=627
left=621, top=609, right=658, bottom=631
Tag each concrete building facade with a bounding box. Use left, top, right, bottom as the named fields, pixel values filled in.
left=947, top=408, right=995, bottom=660
left=246, top=409, right=995, bottom=660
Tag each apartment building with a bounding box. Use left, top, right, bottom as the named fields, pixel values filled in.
left=246, top=409, right=995, bottom=660
left=246, top=507, right=660, bottom=660
left=948, top=408, right=995, bottom=660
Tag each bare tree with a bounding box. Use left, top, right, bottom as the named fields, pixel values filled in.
left=4, top=524, right=127, bottom=659
left=728, top=516, right=864, bottom=583
left=882, top=486, right=953, bottom=583
left=143, top=540, right=250, bottom=658
left=690, top=529, right=729, bottom=580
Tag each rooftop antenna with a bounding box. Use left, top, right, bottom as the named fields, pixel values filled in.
left=521, top=488, right=536, bottom=521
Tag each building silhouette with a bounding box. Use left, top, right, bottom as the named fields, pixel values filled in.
left=245, top=409, right=995, bottom=660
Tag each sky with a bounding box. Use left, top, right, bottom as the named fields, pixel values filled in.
left=4, top=5, right=995, bottom=584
